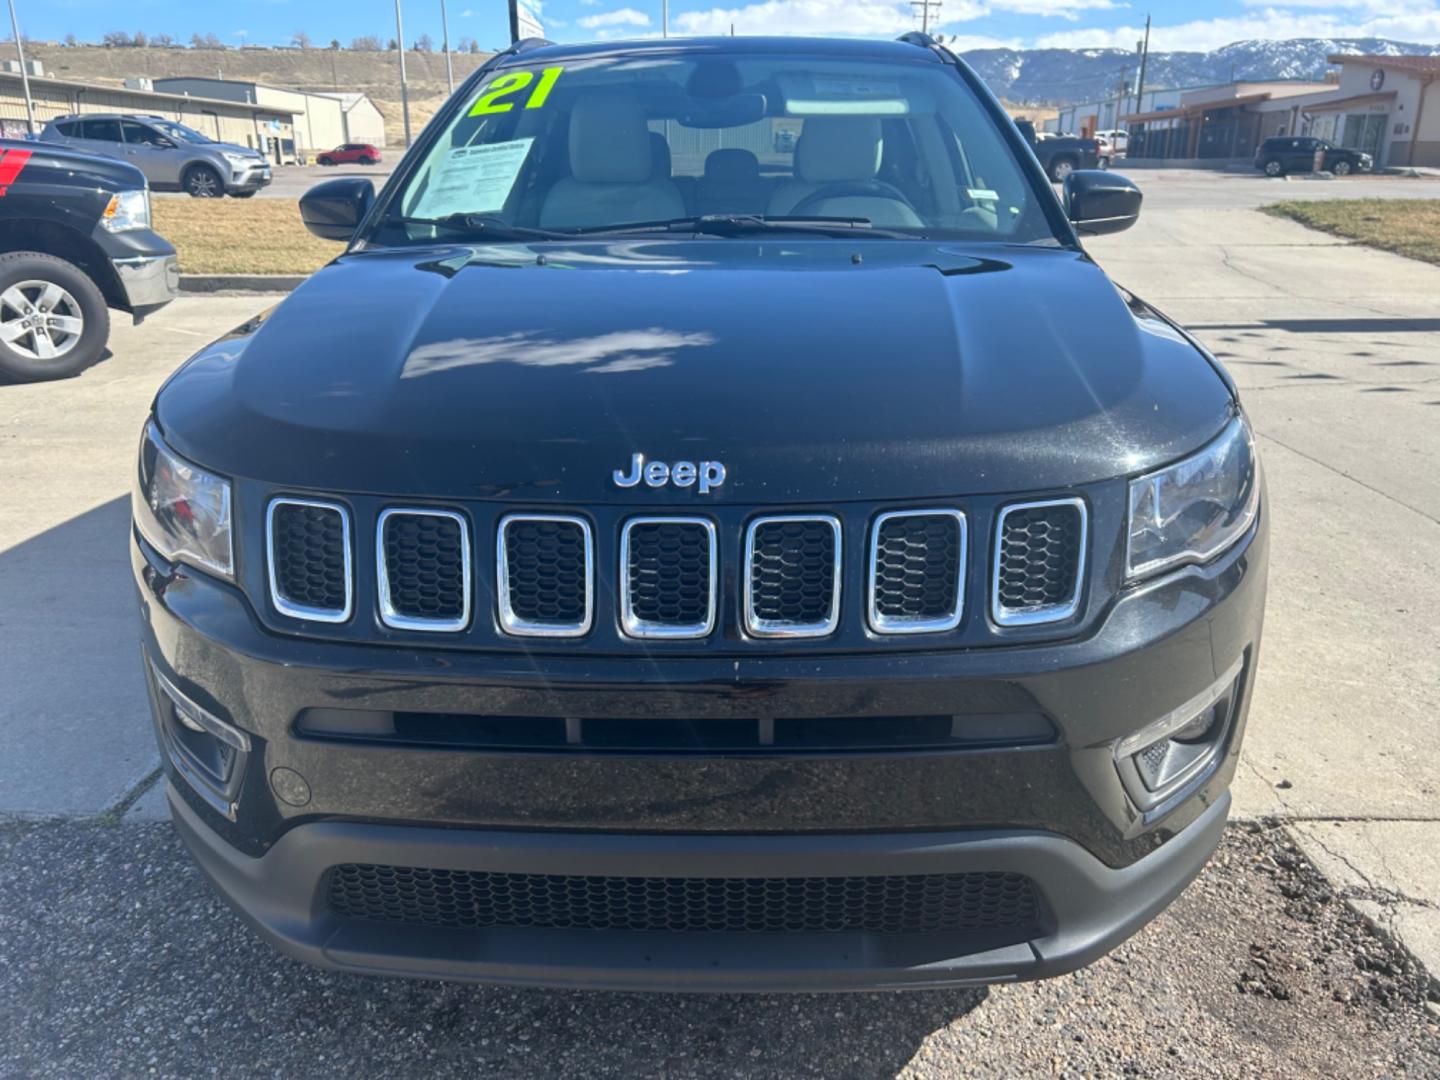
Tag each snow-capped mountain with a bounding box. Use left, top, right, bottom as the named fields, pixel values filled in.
left=956, top=38, right=1440, bottom=104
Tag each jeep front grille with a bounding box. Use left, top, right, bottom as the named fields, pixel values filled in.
left=620, top=517, right=717, bottom=639
left=328, top=864, right=1042, bottom=935
left=266, top=498, right=352, bottom=622
left=992, top=498, right=1087, bottom=626
left=868, top=509, right=966, bottom=634
left=497, top=514, right=593, bottom=637
left=744, top=515, right=842, bottom=638
left=377, top=508, right=471, bottom=632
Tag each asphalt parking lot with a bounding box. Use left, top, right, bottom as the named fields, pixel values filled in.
left=3, top=169, right=1439, bottom=1076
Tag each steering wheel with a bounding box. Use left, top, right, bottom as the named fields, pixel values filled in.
left=787, top=181, right=918, bottom=220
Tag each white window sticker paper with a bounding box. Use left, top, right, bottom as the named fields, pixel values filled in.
left=412, top=138, right=534, bottom=219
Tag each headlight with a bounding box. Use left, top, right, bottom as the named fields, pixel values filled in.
left=100, top=189, right=151, bottom=233
left=133, top=421, right=234, bottom=579
left=1126, top=415, right=1259, bottom=581
left=222, top=152, right=253, bottom=166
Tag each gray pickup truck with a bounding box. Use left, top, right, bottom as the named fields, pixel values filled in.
left=1014, top=119, right=1102, bottom=182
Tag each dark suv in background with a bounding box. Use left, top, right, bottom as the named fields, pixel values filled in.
left=1255, top=136, right=1373, bottom=176
left=135, top=33, right=1266, bottom=992
left=41, top=113, right=272, bottom=197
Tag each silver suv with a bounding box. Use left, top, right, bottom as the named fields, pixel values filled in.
left=40, top=114, right=271, bottom=198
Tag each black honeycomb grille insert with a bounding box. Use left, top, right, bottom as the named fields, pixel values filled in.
left=381, top=512, right=467, bottom=623
left=996, top=502, right=1083, bottom=616
left=502, top=518, right=589, bottom=628
left=328, top=864, right=1042, bottom=935
left=270, top=502, right=348, bottom=613
left=625, top=521, right=713, bottom=631
left=748, top=518, right=838, bottom=630
left=872, top=513, right=963, bottom=625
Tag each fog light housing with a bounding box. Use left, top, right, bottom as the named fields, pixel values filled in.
left=1115, top=657, right=1244, bottom=811
left=150, top=663, right=250, bottom=819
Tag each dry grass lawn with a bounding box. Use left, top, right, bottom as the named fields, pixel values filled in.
left=153, top=198, right=343, bottom=276
left=1263, top=199, right=1440, bottom=266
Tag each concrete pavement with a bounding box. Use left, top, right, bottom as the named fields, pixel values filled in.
left=1088, top=196, right=1440, bottom=977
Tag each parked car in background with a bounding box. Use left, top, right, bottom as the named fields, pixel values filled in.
left=1254, top=136, right=1373, bottom=177
left=1095, top=134, right=1114, bottom=168
left=0, top=139, right=177, bottom=381
left=317, top=143, right=382, bottom=166
left=39, top=114, right=272, bottom=197
left=1013, top=119, right=1101, bottom=181
left=1096, top=129, right=1129, bottom=155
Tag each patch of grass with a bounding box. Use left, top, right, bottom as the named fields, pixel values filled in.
left=152, top=197, right=342, bottom=276
left=1262, top=199, right=1440, bottom=266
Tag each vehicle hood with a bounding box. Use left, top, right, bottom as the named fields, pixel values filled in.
left=156, top=240, right=1234, bottom=503
left=207, top=141, right=266, bottom=160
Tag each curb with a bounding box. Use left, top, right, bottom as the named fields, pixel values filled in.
left=180, top=274, right=305, bottom=294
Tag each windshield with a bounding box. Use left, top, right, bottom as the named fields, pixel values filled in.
left=150, top=120, right=216, bottom=145
left=373, top=51, right=1057, bottom=244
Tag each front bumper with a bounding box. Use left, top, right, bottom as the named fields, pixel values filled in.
left=226, top=164, right=272, bottom=193
left=135, top=508, right=1266, bottom=990
left=113, top=253, right=180, bottom=312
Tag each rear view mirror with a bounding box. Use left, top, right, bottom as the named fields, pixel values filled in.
left=1064, top=170, right=1141, bottom=236
left=678, top=94, right=767, bottom=129
left=300, top=177, right=375, bottom=241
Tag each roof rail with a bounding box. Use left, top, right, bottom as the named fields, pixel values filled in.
left=896, top=31, right=940, bottom=49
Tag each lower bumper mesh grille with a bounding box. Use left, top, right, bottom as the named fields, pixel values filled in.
left=328, top=864, right=1042, bottom=935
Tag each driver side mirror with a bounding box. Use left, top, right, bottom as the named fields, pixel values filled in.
left=1063, top=170, right=1141, bottom=236
left=300, top=177, right=375, bottom=241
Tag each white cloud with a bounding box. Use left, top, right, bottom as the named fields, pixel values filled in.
left=1032, top=6, right=1440, bottom=51
left=460, top=7, right=475, bottom=16
left=674, top=0, right=986, bottom=37
left=580, top=6, right=653, bottom=28
left=990, top=0, right=1127, bottom=21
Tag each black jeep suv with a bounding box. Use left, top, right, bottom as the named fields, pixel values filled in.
left=133, top=34, right=1267, bottom=992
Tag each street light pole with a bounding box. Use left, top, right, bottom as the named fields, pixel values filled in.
left=439, top=0, right=454, bottom=95
left=662, top=0, right=668, bottom=38
left=393, top=0, right=412, bottom=146
left=6, top=0, right=36, bottom=136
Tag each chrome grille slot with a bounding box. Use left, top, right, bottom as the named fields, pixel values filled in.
left=377, top=508, right=471, bottom=632
left=266, top=498, right=352, bottom=622
left=620, top=517, right=717, bottom=639
left=868, top=509, right=966, bottom=634
left=992, top=498, right=1087, bottom=626
left=744, top=515, right=842, bottom=638
left=497, top=514, right=593, bottom=637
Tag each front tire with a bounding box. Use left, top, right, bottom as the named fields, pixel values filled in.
left=185, top=164, right=224, bottom=198
left=1332, top=159, right=1352, bottom=176
left=0, top=252, right=109, bottom=382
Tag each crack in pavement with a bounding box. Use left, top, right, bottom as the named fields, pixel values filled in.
left=1255, top=431, right=1440, bottom=526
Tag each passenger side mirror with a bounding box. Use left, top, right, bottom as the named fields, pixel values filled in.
left=1063, top=170, right=1141, bottom=236
left=300, top=177, right=375, bottom=241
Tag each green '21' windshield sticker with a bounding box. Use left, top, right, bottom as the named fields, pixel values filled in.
left=468, top=67, right=564, bottom=116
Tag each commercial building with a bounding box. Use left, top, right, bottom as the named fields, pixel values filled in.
left=153, top=78, right=386, bottom=157
left=1121, top=55, right=1440, bottom=168
left=0, top=70, right=296, bottom=158
left=1122, top=80, right=1333, bottom=163
left=1050, top=88, right=1189, bottom=137
left=1303, top=54, right=1440, bottom=168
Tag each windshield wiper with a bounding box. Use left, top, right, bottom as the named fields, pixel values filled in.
left=570, top=215, right=917, bottom=240
left=396, top=214, right=578, bottom=241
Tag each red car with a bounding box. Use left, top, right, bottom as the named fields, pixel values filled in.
left=316, top=143, right=381, bottom=166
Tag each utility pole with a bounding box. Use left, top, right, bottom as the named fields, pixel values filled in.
left=910, top=0, right=941, bottom=33
left=662, top=0, right=668, bottom=38
left=6, top=0, right=35, bottom=135
left=394, top=0, right=412, bottom=146
left=440, top=0, right=454, bottom=95
left=1133, top=13, right=1151, bottom=119
left=1114, top=66, right=1128, bottom=130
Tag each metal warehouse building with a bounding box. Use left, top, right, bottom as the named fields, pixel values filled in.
left=153, top=78, right=386, bottom=155
left=0, top=70, right=297, bottom=160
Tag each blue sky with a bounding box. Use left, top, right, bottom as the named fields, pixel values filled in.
left=12, top=0, right=1440, bottom=54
